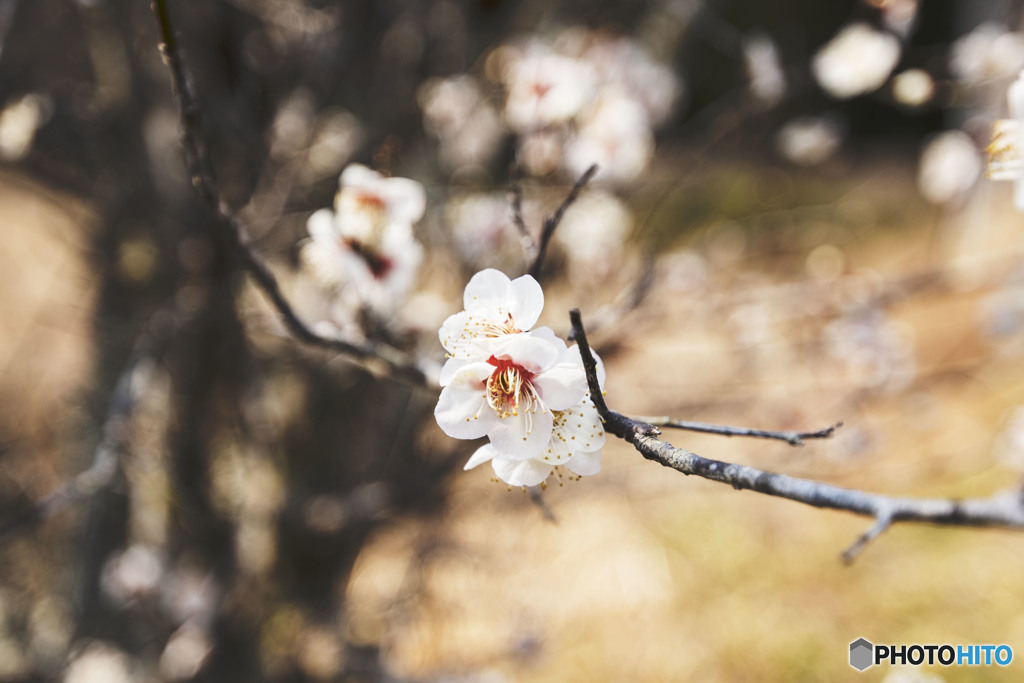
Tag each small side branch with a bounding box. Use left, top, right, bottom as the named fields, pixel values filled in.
left=635, top=416, right=842, bottom=446
left=569, top=308, right=1024, bottom=559
left=509, top=163, right=535, bottom=256
left=528, top=164, right=597, bottom=278
left=150, top=0, right=427, bottom=385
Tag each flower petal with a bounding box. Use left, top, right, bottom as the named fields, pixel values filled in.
left=307, top=208, right=338, bottom=242
left=556, top=397, right=606, bottom=452
left=492, top=457, right=553, bottom=487
left=489, top=332, right=560, bottom=373
left=488, top=408, right=552, bottom=458
left=465, top=443, right=497, bottom=470
left=434, top=363, right=496, bottom=439
left=508, top=274, right=544, bottom=330
left=532, top=363, right=588, bottom=411
left=438, top=357, right=468, bottom=386
left=565, top=448, right=602, bottom=476
left=463, top=268, right=513, bottom=314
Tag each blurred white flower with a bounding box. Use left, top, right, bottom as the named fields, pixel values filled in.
left=743, top=32, right=785, bottom=105
left=302, top=164, right=425, bottom=311
left=918, top=130, right=982, bottom=206
left=564, top=90, right=654, bottom=185
left=100, top=544, right=164, bottom=604
left=776, top=115, right=844, bottom=166
left=64, top=643, right=132, bottom=683
left=891, top=69, right=934, bottom=108
left=951, top=22, right=1024, bottom=84
left=503, top=44, right=598, bottom=132
left=812, top=23, right=900, bottom=99
left=418, top=75, right=505, bottom=170
left=580, top=33, right=680, bottom=125
left=0, top=93, right=52, bottom=161
left=446, top=192, right=525, bottom=270
left=554, top=190, right=631, bottom=280
left=987, top=70, right=1024, bottom=210
left=877, top=0, right=918, bottom=38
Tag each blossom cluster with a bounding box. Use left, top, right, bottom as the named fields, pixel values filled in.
left=434, top=269, right=605, bottom=487
left=302, top=164, right=426, bottom=317
left=419, top=28, right=679, bottom=186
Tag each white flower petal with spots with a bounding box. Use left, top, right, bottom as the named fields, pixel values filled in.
left=439, top=269, right=545, bottom=360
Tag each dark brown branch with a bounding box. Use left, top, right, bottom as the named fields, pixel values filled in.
left=569, top=308, right=1024, bottom=560
left=528, top=164, right=597, bottom=278
left=635, top=416, right=842, bottom=446
left=150, top=0, right=427, bottom=386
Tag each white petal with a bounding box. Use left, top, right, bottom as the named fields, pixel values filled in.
left=489, top=332, right=560, bottom=373
left=1010, top=71, right=1024, bottom=122
left=438, top=357, right=468, bottom=386
left=492, top=457, right=553, bottom=487
left=564, top=343, right=605, bottom=388
left=565, top=448, right=602, bottom=477
left=382, top=177, right=426, bottom=224
left=465, top=443, right=497, bottom=470
left=533, top=364, right=588, bottom=411
left=508, top=274, right=544, bottom=330
left=556, top=398, right=606, bottom=451
left=307, top=208, right=338, bottom=242
left=488, top=408, right=552, bottom=458
left=339, top=163, right=380, bottom=190
left=434, top=364, right=496, bottom=439
left=463, top=268, right=513, bottom=313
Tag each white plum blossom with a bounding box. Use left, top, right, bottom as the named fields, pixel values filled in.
left=502, top=43, right=598, bottom=133
left=918, top=130, right=981, bottom=206
left=812, top=23, right=900, bottom=99
left=466, top=393, right=605, bottom=487
left=987, top=70, right=1024, bottom=210
left=435, top=327, right=589, bottom=459
left=439, top=268, right=544, bottom=361
left=553, top=190, right=631, bottom=281
left=951, top=22, right=1024, bottom=84
left=434, top=269, right=606, bottom=486
left=302, top=164, right=426, bottom=311
left=564, top=89, right=654, bottom=185
left=418, top=75, right=506, bottom=170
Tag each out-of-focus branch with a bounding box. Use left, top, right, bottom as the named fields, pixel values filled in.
left=509, top=163, right=535, bottom=257
left=150, top=0, right=428, bottom=386
left=635, top=416, right=842, bottom=446
left=528, top=164, right=597, bottom=278
left=569, top=308, right=1024, bottom=561
left=0, top=312, right=176, bottom=538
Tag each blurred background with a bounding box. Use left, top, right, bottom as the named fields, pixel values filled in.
left=3, top=0, right=1024, bottom=680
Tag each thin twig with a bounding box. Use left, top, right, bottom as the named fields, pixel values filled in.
left=150, top=0, right=428, bottom=386
left=635, top=416, right=842, bottom=446
left=569, top=308, right=1024, bottom=560
left=528, top=164, right=598, bottom=278
left=509, top=162, right=535, bottom=256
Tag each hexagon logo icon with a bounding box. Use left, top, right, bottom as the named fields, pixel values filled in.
left=849, top=638, right=874, bottom=671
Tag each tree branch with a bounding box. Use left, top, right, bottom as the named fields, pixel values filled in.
left=634, top=416, right=842, bottom=446
left=150, top=0, right=428, bottom=386
left=528, top=164, right=597, bottom=278
left=569, top=308, right=1024, bottom=560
